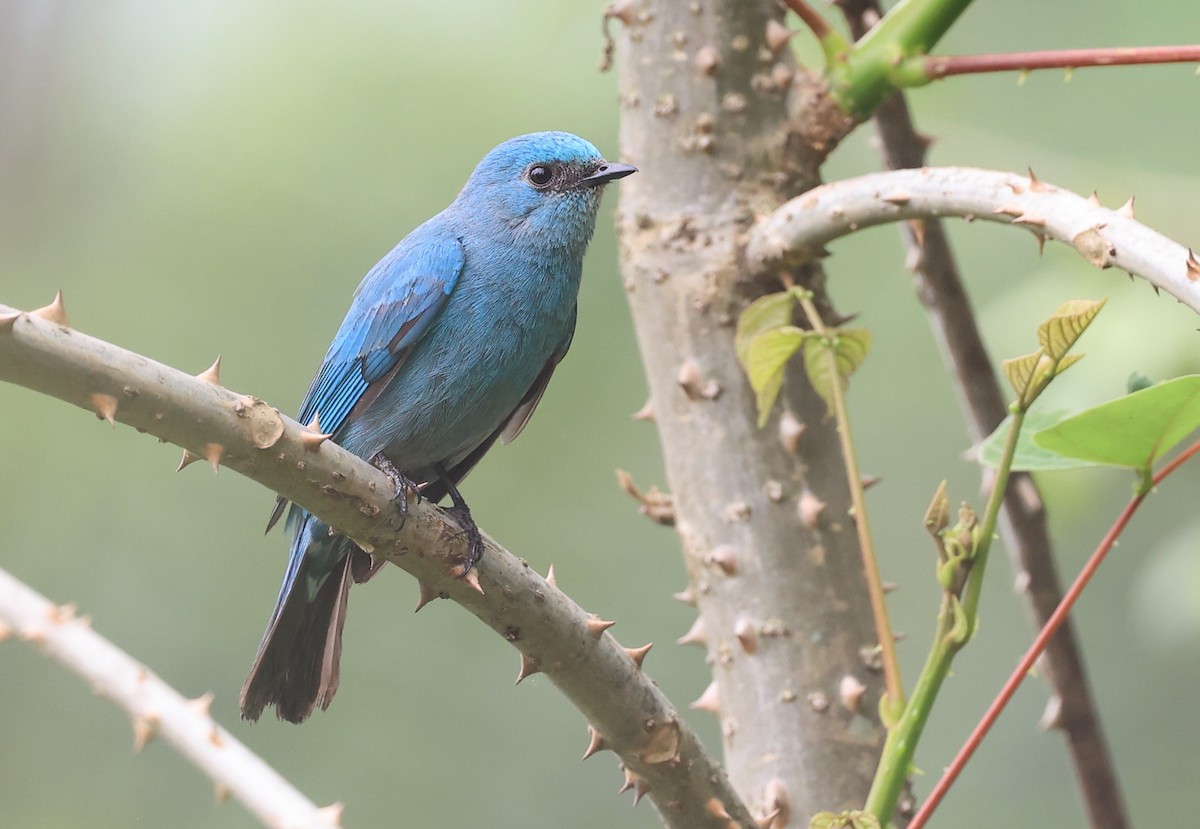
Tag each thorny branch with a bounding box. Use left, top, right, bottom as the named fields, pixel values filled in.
left=0, top=298, right=756, bottom=829
left=747, top=166, right=1200, bottom=313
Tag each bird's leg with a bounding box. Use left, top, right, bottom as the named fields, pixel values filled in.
left=431, top=462, right=484, bottom=577
left=370, top=452, right=420, bottom=523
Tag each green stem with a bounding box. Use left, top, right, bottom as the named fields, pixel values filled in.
left=863, top=404, right=1024, bottom=824
left=829, top=0, right=975, bottom=116
left=797, top=293, right=905, bottom=713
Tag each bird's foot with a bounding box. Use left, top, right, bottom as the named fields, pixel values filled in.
left=443, top=501, right=485, bottom=578
left=370, top=452, right=419, bottom=523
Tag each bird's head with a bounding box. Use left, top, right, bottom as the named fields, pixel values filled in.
left=455, top=131, right=636, bottom=253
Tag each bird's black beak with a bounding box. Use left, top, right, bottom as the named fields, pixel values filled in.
left=580, top=161, right=638, bottom=187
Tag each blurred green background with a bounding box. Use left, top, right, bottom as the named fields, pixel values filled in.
left=2, top=2, right=1198, bottom=827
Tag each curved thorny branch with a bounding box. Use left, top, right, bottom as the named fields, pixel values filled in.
left=0, top=299, right=756, bottom=829
left=747, top=166, right=1200, bottom=312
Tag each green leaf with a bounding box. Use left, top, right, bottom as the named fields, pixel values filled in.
left=1034, top=375, right=1200, bottom=470
left=976, top=410, right=1097, bottom=470
left=743, top=327, right=807, bottom=427
left=1001, top=350, right=1048, bottom=401
left=802, top=327, right=872, bottom=414
left=1037, top=298, right=1106, bottom=361
left=735, top=291, right=797, bottom=366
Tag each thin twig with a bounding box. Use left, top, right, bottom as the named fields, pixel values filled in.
left=0, top=566, right=344, bottom=829
left=924, top=44, right=1200, bottom=79
left=797, top=292, right=905, bottom=711
left=909, top=438, right=1200, bottom=828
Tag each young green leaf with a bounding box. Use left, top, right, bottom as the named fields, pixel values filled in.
left=734, top=291, right=798, bottom=366
left=743, top=326, right=807, bottom=426
left=802, top=327, right=872, bottom=414
left=1034, top=375, right=1200, bottom=471
left=1037, top=298, right=1106, bottom=361
left=976, top=410, right=1093, bottom=470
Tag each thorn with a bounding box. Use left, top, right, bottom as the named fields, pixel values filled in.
left=31, top=290, right=69, bottom=326
left=414, top=581, right=439, bottom=612
left=672, top=585, right=698, bottom=606
left=624, top=642, right=653, bottom=668
left=47, top=602, right=77, bottom=624
left=581, top=725, right=608, bottom=760
left=0, top=310, right=20, bottom=332
left=460, top=566, right=484, bottom=595
left=630, top=398, right=655, bottom=422
left=993, top=202, right=1024, bottom=218
left=587, top=617, right=616, bottom=638
left=316, top=802, right=345, bottom=827
left=690, top=681, right=721, bottom=714
left=676, top=616, right=708, bottom=647
left=188, top=692, right=214, bottom=716
left=1117, top=196, right=1136, bottom=219
left=734, top=618, right=758, bottom=653
left=616, top=469, right=676, bottom=526
left=676, top=358, right=721, bottom=401
left=176, top=449, right=202, bottom=472
left=196, top=355, right=222, bottom=386
left=1187, top=249, right=1200, bottom=282
left=1039, top=694, right=1064, bottom=731
left=515, top=652, right=541, bottom=684
left=882, top=581, right=899, bottom=594
left=861, top=473, right=882, bottom=490
left=707, top=544, right=739, bottom=576
left=619, top=767, right=651, bottom=805
left=1026, top=167, right=1053, bottom=193
left=301, top=413, right=334, bottom=452
left=89, top=393, right=118, bottom=427
left=839, top=674, right=867, bottom=713
left=1011, top=211, right=1047, bottom=227
left=132, top=714, right=160, bottom=752
left=213, top=782, right=230, bottom=805
left=779, top=410, right=805, bottom=454
left=202, top=442, right=224, bottom=473
left=764, top=19, right=792, bottom=52
left=1087, top=190, right=1102, bottom=207
left=882, top=190, right=912, bottom=205
left=545, top=563, right=557, bottom=588
left=762, top=778, right=792, bottom=829
left=706, top=797, right=733, bottom=822
left=798, top=489, right=826, bottom=529
left=1035, top=232, right=1047, bottom=256
left=756, top=807, right=783, bottom=829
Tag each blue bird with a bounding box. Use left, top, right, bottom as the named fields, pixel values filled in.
left=240, top=132, right=635, bottom=723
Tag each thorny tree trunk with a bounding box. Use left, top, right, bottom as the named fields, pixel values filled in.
left=613, top=0, right=887, bottom=820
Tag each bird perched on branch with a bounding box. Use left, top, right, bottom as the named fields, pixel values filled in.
left=240, top=131, right=635, bottom=723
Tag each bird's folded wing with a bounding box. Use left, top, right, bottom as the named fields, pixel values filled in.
left=296, top=235, right=465, bottom=438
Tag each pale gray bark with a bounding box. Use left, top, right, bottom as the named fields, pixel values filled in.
left=613, top=2, right=884, bottom=820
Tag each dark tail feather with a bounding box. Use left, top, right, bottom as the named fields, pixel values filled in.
left=240, top=552, right=356, bottom=724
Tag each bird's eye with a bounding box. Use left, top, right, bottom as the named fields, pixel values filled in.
left=527, top=164, right=554, bottom=187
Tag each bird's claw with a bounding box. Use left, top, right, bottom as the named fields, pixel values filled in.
left=444, top=502, right=485, bottom=578
left=370, top=452, right=420, bottom=522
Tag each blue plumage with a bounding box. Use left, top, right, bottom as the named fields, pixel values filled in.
left=241, top=132, right=635, bottom=722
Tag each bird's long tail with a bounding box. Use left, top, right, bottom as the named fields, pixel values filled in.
left=240, top=510, right=376, bottom=723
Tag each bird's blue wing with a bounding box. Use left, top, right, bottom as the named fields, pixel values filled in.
left=295, top=234, right=465, bottom=438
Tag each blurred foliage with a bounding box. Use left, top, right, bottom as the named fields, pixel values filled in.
left=2, top=2, right=1199, bottom=828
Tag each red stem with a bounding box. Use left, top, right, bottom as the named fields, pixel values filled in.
left=909, top=439, right=1200, bottom=829
left=782, top=0, right=832, bottom=40
left=926, top=45, right=1200, bottom=79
